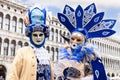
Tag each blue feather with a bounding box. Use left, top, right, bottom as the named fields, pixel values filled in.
left=84, top=12, right=104, bottom=31
left=88, top=29, right=116, bottom=38
left=63, top=5, right=74, bottom=14
left=75, top=5, right=83, bottom=28
left=58, top=13, right=75, bottom=33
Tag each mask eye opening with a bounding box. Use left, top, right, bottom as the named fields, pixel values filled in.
left=77, top=39, right=81, bottom=42
left=71, top=37, right=75, bottom=41
left=33, top=34, right=38, bottom=37
left=39, top=33, right=43, bottom=36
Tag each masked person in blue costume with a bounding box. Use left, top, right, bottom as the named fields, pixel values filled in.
left=8, top=6, right=54, bottom=80
left=54, top=3, right=116, bottom=80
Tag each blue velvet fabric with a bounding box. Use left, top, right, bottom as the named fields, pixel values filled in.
left=59, top=45, right=93, bottom=62
left=91, top=58, right=107, bottom=80
left=36, top=58, right=51, bottom=80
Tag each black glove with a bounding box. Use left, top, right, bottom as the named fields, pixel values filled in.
left=63, top=67, right=81, bottom=78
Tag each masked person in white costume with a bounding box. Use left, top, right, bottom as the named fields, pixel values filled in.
left=54, top=3, right=116, bottom=80
left=8, top=6, right=54, bottom=80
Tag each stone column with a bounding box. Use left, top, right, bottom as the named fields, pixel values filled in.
left=8, top=39, right=11, bottom=56
left=1, top=38, right=4, bottom=55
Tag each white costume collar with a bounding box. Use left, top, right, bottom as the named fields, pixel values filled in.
left=30, top=44, right=50, bottom=65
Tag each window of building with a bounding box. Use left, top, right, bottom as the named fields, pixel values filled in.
left=46, top=46, right=50, bottom=53
left=4, top=42, right=8, bottom=56
left=11, top=17, right=17, bottom=32
left=5, top=19, right=9, bottom=30
left=51, top=31, right=54, bottom=41
left=7, top=6, right=10, bottom=10
left=17, top=20, right=23, bottom=33
left=0, top=38, right=2, bottom=55
left=63, top=32, right=66, bottom=43
left=11, top=20, right=16, bottom=32
left=5, top=15, right=10, bottom=30
left=51, top=28, right=54, bottom=41
left=60, top=30, right=62, bottom=43
left=18, top=41, right=22, bottom=49
left=0, top=12, right=3, bottom=29
left=56, top=29, right=58, bottom=42
left=51, top=47, right=54, bottom=61
left=0, top=16, right=2, bottom=29
left=10, top=43, right=15, bottom=56
left=20, top=11, right=23, bottom=14
left=56, top=22, right=57, bottom=25
left=1, top=4, right=4, bottom=8
left=24, top=42, right=29, bottom=46
left=52, top=21, right=53, bottom=24
left=14, top=9, right=17, bottom=12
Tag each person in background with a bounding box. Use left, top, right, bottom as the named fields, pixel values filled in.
left=8, top=5, right=54, bottom=80
left=54, top=3, right=116, bottom=80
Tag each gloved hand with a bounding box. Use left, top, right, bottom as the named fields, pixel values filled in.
left=63, top=67, right=81, bottom=78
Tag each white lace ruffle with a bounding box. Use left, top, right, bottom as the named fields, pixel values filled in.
left=30, top=44, right=50, bottom=65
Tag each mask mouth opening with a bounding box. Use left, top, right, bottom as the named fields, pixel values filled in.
left=37, top=40, right=41, bottom=42
left=71, top=43, right=78, bottom=49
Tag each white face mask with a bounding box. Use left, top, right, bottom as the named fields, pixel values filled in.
left=70, top=32, right=85, bottom=49
left=32, top=31, right=45, bottom=45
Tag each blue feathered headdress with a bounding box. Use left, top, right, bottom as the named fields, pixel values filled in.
left=58, top=3, right=116, bottom=39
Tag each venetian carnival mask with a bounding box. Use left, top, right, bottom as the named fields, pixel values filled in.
left=70, top=32, right=85, bottom=49
left=58, top=3, right=116, bottom=50
left=24, top=6, right=49, bottom=48
left=31, top=8, right=45, bottom=25
left=31, top=31, right=45, bottom=45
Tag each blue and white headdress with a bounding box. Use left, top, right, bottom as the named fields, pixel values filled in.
left=58, top=3, right=116, bottom=39
left=24, top=6, right=49, bottom=38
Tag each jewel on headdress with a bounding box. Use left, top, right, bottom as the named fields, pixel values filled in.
left=95, top=70, right=99, bottom=78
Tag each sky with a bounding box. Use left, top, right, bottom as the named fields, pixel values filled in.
left=20, top=0, right=120, bottom=40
